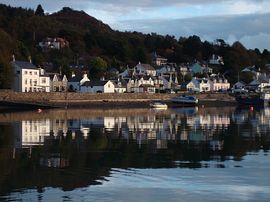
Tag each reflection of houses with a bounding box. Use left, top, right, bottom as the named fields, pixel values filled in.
left=17, top=120, right=51, bottom=147
left=12, top=59, right=50, bottom=92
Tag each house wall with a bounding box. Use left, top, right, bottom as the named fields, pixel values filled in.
left=68, top=82, right=80, bottom=92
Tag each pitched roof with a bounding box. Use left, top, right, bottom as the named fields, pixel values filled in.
left=81, top=80, right=110, bottom=87
left=12, top=61, right=37, bottom=69
left=69, top=76, right=82, bottom=82
left=136, top=63, right=155, bottom=71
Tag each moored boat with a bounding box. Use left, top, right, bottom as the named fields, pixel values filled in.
left=150, top=102, right=168, bottom=109
left=171, top=95, right=198, bottom=105
left=235, top=92, right=270, bottom=106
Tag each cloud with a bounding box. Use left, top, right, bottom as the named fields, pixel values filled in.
left=0, top=0, right=269, bottom=50
left=115, top=12, right=270, bottom=50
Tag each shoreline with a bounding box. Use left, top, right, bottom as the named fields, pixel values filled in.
left=0, top=91, right=237, bottom=110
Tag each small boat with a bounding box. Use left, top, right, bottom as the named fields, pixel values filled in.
left=235, top=92, right=270, bottom=106
left=150, top=102, right=168, bottom=109
left=171, top=95, right=198, bottom=105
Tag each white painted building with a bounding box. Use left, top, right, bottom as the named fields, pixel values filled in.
left=134, top=62, right=156, bottom=76
left=209, top=76, right=230, bottom=91
left=127, top=75, right=155, bottom=93
left=12, top=61, right=50, bottom=92
left=80, top=80, right=115, bottom=93
left=186, top=77, right=211, bottom=92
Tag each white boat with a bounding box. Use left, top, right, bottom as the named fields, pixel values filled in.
left=171, top=95, right=198, bottom=105
left=150, top=102, right=168, bottom=109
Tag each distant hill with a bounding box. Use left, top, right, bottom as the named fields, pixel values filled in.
left=0, top=3, right=270, bottom=88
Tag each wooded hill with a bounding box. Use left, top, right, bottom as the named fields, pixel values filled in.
left=0, top=4, right=270, bottom=88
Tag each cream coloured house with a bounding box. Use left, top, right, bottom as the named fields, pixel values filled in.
left=12, top=60, right=50, bottom=92
left=209, top=76, right=230, bottom=91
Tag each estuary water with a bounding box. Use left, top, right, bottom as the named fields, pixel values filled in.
left=0, top=106, right=269, bottom=202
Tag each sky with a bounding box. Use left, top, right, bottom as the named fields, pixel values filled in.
left=1, top=0, right=270, bottom=50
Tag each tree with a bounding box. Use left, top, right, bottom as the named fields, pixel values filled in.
left=89, top=57, right=108, bottom=78
left=35, top=4, right=44, bottom=16
left=0, top=54, right=12, bottom=89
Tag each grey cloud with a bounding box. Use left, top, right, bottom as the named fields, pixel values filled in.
left=0, top=0, right=267, bottom=10
left=115, top=12, right=270, bottom=50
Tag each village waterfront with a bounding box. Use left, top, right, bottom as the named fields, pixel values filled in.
left=0, top=106, right=269, bottom=202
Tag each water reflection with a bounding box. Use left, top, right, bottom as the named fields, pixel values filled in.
left=0, top=107, right=269, bottom=201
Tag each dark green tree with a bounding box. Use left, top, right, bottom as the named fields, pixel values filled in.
left=89, top=57, right=108, bottom=78
left=35, top=4, right=44, bottom=16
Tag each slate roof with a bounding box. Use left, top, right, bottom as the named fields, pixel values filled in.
left=12, top=61, right=37, bottom=69
left=69, top=76, right=82, bottom=82
left=81, top=80, right=109, bottom=87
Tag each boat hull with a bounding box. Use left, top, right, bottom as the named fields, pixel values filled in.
left=235, top=97, right=269, bottom=106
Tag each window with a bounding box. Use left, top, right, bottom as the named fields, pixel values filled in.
left=29, top=71, right=32, bottom=75
left=34, top=72, right=37, bottom=75
left=42, top=78, right=46, bottom=84
left=24, top=71, right=28, bottom=75
left=25, top=79, right=27, bottom=85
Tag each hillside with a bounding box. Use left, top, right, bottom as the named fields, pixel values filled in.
left=0, top=4, right=270, bottom=88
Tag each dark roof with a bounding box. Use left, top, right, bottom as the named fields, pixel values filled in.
left=12, top=61, right=37, bottom=69
left=139, top=84, right=154, bottom=87
left=69, top=76, right=82, bottom=82
left=82, top=80, right=110, bottom=87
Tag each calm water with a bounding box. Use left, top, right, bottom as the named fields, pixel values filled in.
left=0, top=106, right=269, bottom=202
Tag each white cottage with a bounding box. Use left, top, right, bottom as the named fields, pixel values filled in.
left=80, top=80, right=115, bottom=93
left=134, top=62, right=156, bottom=76
left=186, top=77, right=211, bottom=92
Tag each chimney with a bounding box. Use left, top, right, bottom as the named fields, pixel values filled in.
left=28, top=56, right=32, bottom=63
left=71, top=72, right=75, bottom=78
left=12, top=54, right=15, bottom=62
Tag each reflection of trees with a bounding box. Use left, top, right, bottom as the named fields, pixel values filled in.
left=0, top=107, right=270, bottom=194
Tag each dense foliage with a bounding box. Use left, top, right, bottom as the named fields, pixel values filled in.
left=0, top=4, right=270, bottom=88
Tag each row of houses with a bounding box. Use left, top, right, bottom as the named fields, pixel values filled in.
left=12, top=58, right=230, bottom=93
left=13, top=55, right=270, bottom=94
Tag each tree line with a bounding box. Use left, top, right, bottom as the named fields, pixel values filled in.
left=0, top=4, right=270, bottom=88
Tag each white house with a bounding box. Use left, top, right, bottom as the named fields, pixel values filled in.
left=186, top=77, right=211, bottom=92
left=209, top=76, right=230, bottom=91
left=39, top=37, right=69, bottom=50
left=152, top=52, right=168, bottom=66
left=209, top=54, right=224, bottom=65
left=127, top=75, right=155, bottom=93
left=114, top=79, right=127, bottom=93
left=248, top=79, right=270, bottom=91
left=12, top=60, right=50, bottom=92
left=134, top=62, right=156, bottom=76
left=80, top=80, right=115, bottom=93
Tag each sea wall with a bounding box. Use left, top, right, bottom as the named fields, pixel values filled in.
left=0, top=90, right=236, bottom=108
